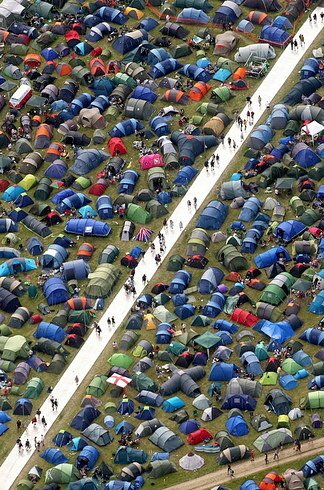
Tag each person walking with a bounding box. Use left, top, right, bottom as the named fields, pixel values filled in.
left=111, top=317, right=115, bottom=327
left=25, top=439, right=31, bottom=451
left=258, top=95, right=262, bottom=107
left=299, top=33, right=305, bottom=46
left=232, top=140, right=237, bottom=150
left=290, top=39, right=294, bottom=51
left=187, top=200, right=191, bottom=210
left=142, top=274, right=147, bottom=285
left=227, top=137, right=231, bottom=147
left=179, top=221, right=183, bottom=231
left=313, top=13, right=317, bottom=23
left=321, top=11, right=324, bottom=23
left=230, top=469, right=235, bottom=478
left=250, top=450, right=255, bottom=462
left=50, top=396, right=55, bottom=411
left=204, top=160, right=209, bottom=171
left=193, top=197, right=197, bottom=210
left=227, top=464, right=232, bottom=475
left=215, top=154, right=220, bottom=166
left=16, top=419, right=22, bottom=431
left=75, top=375, right=79, bottom=385
left=265, top=453, right=269, bottom=464
left=31, top=416, right=37, bottom=427
left=36, top=408, right=41, bottom=421
left=41, top=416, right=47, bottom=429
left=293, top=39, right=298, bottom=51
left=53, top=398, right=58, bottom=411
left=96, top=325, right=102, bottom=336
left=169, top=219, right=174, bottom=230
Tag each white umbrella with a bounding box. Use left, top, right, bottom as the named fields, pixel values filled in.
left=179, top=452, right=205, bottom=470
left=106, top=373, right=132, bottom=389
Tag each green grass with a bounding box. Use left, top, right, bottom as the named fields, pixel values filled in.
left=13, top=18, right=324, bottom=489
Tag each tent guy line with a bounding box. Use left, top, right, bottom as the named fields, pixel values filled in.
left=2, top=10, right=322, bottom=489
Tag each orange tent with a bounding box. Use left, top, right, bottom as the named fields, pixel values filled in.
left=56, top=63, right=72, bottom=76
left=247, top=11, right=270, bottom=24
left=233, top=67, right=247, bottom=80
left=188, top=81, right=211, bottom=101
left=45, top=142, right=65, bottom=162
left=90, top=58, right=107, bottom=76
left=77, top=243, right=95, bottom=261
left=24, top=53, right=42, bottom=68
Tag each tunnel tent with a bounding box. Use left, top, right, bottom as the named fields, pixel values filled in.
left=113, top=29, right=148, bottom=54
left=213, top=1, right=241, bottom=24
left=24, top=377, right=44, bottom=399
left=86, top=264, right=121, bottom=298
left=214, top=31, right=238, bottom=55
left=99, top=245, right=119, bottom=265
left=71, top=149, right=108, bottom=176
left=235, top=43, right=276, bottom=62
left=124, top=98, right=154, bottom=121
left=62, top=260, right=90, bottom=282
left=45, top=463, right=80, bottom=485
left=2, top=335, right=30, bottom=361
left=41, top=244, right=68, bottom=270
left=244, top=0, right=281, bottom=10
left=283, top=78, right=322, bottom=106
left=149, top=426, right=183, bottom=452
left=176, top=7, right=210, bottom=23
left=219, top=445, right=250, bottom=464
left=9, top=306, right=30, bottom=328
left=259, top=25, right=291, bottom=46
left=218, top=245, right=248, bottom=271
left=160, top=22, right=188, bottom=39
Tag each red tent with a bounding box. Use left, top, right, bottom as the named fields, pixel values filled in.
left=187, top=428, right=213, bottom=445
left=231, top=308, right=259, bottom=327
left=0, top=180, right=9, bottom=191
left=107, top=137, right=127, bottom=156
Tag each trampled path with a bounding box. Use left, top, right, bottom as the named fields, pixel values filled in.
left=165, top=437, right=324, bottom=490
left=3, top=9, right=323, bottom=489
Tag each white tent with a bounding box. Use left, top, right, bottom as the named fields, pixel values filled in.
left=179, top=452, right=205, bottom=470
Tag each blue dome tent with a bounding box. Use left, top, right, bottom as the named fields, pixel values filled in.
left=240, top=352, right=263, bottom=375
left=273, top=220, right=307, bottom=243
left=291, top=143, right=321, bottom=168
left=132, top=86, right=158, bottom=103
left=173, top=167, right=197, bottom=185
left=308, top=293, right=324, bottom=315
left=212, top=319, right=238, bottom=333
left=300, top=58, right=319, bottom=79
left=110, top=119, right=144, bottom=138
left=279, top=374, right=298, bottom=390
left=175, top=304, right=196, bottom=319
left=149, top=59, right=182, bottom=79
left=41, top=244, right=68, bottom=269
left=76, top=445, right=100, bottom=470
left=202, top=292, right=226, bottom=318
left=171, top=131, right=217, bottom=166
left=56, top=193, right=91, bottom=213
left=177, top=7, right=210, bottom=23
left=26, top=237, right=43, bottom=256
left=226, top=415, right=249, bottom=436
left=147, top=48, right=170, bottom=66
left=70, top=149, right=108, bottom=176
left=198, top=267, right=224, bottom=294
left=209, top=362, right=238, bottom=381
left=118, top=170, right=139, bottom=194
left=43, top=278, right=69, bottom=306
left=254, top=246, right=291, bottom=268
left=150, top=116, right=170, bottom=137
left=272, top=16, right=293, bottom=29
left=238, top=197, right=262, bottom=222
left=196, top=201, right=228, bottom=230
left=179, top=64, right=212, bottom=82
left=113, top=29, right=148, bottom=54
left=95, top=6, right=127, bottom=25
left=40, top=447, right=68, bottom=464
left=96, top=196, right=113, bottom=219
left=169, top=270, right=191, bottom=294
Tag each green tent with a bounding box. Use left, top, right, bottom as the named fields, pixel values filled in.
left=0, top=324, right=12, bottom=336
left=308, top=161, right=324, bottom=181
left=211, top=86, right=233, bottom=102
left=312, top=362, right=324, bottom=376
left=300, top=208, right=321, bottom=226
left=148, top=460, right=177, bottom=478
left=112, top=73, right=137, bottom=88
left=29, top=1, right=55, bottom=18
left=2, top=335, right=30, bottom=361
left=177, top=330, right=199, bottom=346
left=153, top=306, right=177, bottom=323
left=290, top=196, right=305, bottom=217
left=73, top=176, right=91, bottom=190
left=147, top=167, right=167, bottom=191
left=300, top=392, right=324, bottom=409
left=194, top=331, right=222, bottom=350
left=47, top=354, right=67, bottom=374
left=68, top=478, right=100, bottom=489
left=305, top=477, right=320, bottom=490
left=132, top=372, right=157, bottom=391
left=45, top=464, right=80, bottom=485
left=260, top=272, right=295, bottom=306
left=146, top=200, right=168, bottom=218
left=68, top=310, right=94, bottom=325
left=218, top=244, right=248, bottom=272
left=104, top=402, right=117, bottom=413
left=86, top=375, right=108, bottom=397
left=283, top=119, right=300, bottom=136
left=17, top=480, right=34, bottom=490
left=167, top=341, right=186, bottom=356
left=281, top=358, right=302, bottom=375
left=198, top=102, right=221, bottom=116
left=277, top=415, right=290, bottom=429
left=0, top=396, right=12, bottom=410
left=127, top=203, right=152, bottom=224
left=24, top=377, right=44, bottom=399
left=154, top=293, right=171, bottom=305
left=191, top=315, right=211, bottom=327
left=292, top=278, right=312, bottom=292
left=275, top=177, right=294, bottom=191
left=99, top=245, right=119, bottom=264
left=172, top=43, right=192, bottom=58
left=253, top=428, right=293, bottom=452
left=108, top=353, right=133, bottom=369
left=86, top=264, right=121, bottom=298
left=258, top=163, right=287, bottom=188
left=259, top=372, right=278, bottom=385
left=254, top=342, right=269, bottom=361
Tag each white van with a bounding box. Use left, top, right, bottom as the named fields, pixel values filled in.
left=9, top=84, right=33, bottom=109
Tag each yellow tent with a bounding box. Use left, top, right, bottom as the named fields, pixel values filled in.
left=144, top=313, right=157, bottom=330
left=124, top=7, right=144, bottom=19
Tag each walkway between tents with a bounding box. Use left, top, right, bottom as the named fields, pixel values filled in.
left=165, top=436, right=324, bottom=490
left=3, top=9, right=323, bottom=489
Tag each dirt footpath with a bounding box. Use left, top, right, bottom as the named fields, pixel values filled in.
left=165, top=438, right=324, bottom=490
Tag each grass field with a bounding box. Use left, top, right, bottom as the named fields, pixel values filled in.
left=13, top=19, right=324, bottom=489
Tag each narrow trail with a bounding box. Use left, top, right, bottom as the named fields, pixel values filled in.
left=166, top=437, right=324, bottom=490
left=3, top=7, right=323, bottom=489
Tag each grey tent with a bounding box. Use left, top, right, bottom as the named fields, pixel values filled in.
left=146, top=200, right=168, bottom=218
left=120, top=221, right=135, bottom=241
left=149, top=426, right=183, bottom=451
left=124, top=99, right=154, bottom=121
left=136, top=419, right=163, bottom=438
left=0, top=277, right=25, bottom=297
left=99, top=245, right=119, bottom=264
left=220, top=181, right=250, bottom=200
left=120, top=331, right=139, bottom=351
left=82, top=423, right=113, bottom=446
left=20, top=152, right=43, bottom=175
left=255, top=302, right=281, bottom=321
left=47, top=354, right=67, bottom=374
left=9, top=307, right=30, bottom=328
left=227, top=378, right=262, bottom=398
left=160, top=366, right=205, bottom=397
left=251, top=414, right=273, bottom=432
left=219, top=445, right=250, bottom=464
left=234, top=43, right=276, bottom=62
left=21, top=215, right=52, bottom=238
